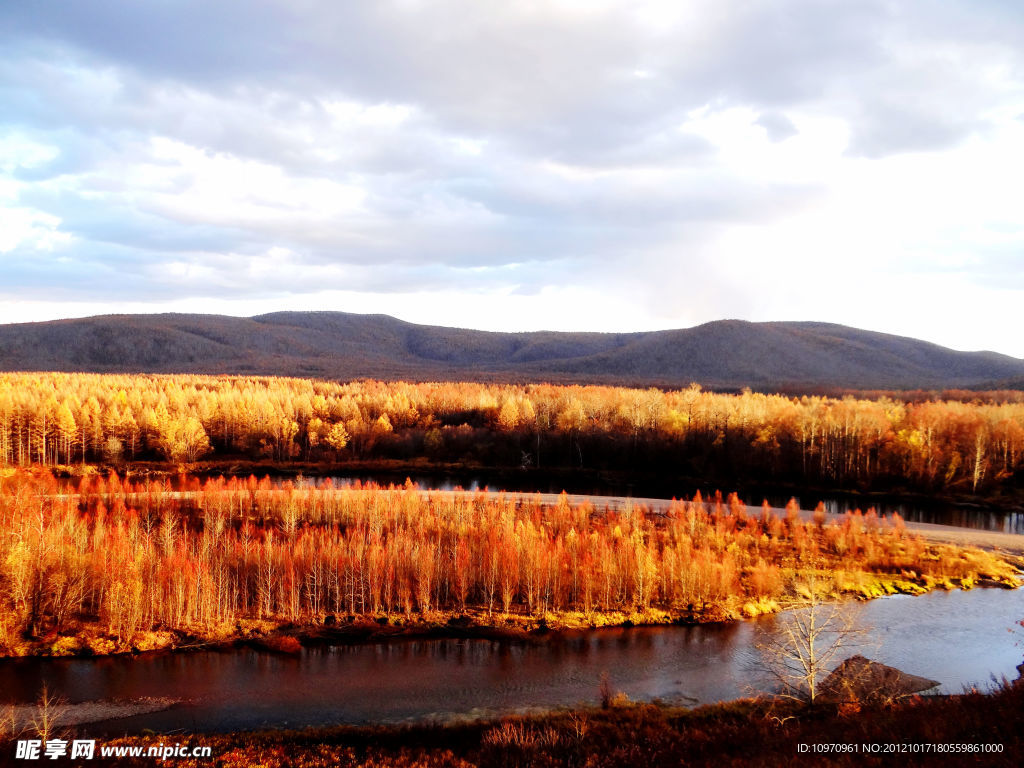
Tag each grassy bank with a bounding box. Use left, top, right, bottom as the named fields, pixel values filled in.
left=25, top=681, right=1022, bottom=767
left=6, top=568, right=1016, bottom=660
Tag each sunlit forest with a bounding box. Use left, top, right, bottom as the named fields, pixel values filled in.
left=0, top=471, right=1015, bottom=656
left=1, top=373, right=1023, bottom=498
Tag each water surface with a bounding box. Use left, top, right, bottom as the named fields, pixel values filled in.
left=1, top=588, right=1021, bottom=734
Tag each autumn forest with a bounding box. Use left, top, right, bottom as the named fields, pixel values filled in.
left=2, top=372, right=1023, bottom=499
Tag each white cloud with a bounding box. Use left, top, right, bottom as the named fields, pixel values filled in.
left=0, top=207, right=70, bottom=253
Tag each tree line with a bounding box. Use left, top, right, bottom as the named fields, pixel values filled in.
left=0, top=471, right=1012, bottom=653
left=1, top=373, right=1022, bottom=495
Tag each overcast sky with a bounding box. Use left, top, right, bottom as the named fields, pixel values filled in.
left=1, top=1, right=1022, bottom=356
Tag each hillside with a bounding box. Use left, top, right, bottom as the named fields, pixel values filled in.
left=0, top=312, right=1022, bottom=390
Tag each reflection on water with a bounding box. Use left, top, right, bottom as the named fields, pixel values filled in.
left=54, top=473, right=1023, bottom=533
left=815, top=498, right=1024, bottom=535
left=311, top=474, right=1024, bottom=534
left=1, top=588, right=1021, bottom=734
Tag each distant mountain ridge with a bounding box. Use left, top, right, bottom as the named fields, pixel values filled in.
left=0, top=311, right=1021, bottom=391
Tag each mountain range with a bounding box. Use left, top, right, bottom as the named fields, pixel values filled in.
left=1, top=312, right=1022, bottom=391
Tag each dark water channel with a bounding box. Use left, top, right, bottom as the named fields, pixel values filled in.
left=305, top=473, right=1024, bottom=534
left=1, top=588, right=1021, bottom=734
left=56, top=471, right=1023, bottom=532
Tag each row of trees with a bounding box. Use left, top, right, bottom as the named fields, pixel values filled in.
left=0, top=472, right=1011, bottom=650
left=1, top=373, right=1023, bottom=494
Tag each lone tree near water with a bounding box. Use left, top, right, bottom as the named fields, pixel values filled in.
left=757, top=582, right=867, bottom=705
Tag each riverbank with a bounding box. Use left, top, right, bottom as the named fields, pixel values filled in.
left=30, top=681, right=1023, bottom=767
left=5, top=697, right=177, bottom=731
left=4, top=567, right=1017, bottom=661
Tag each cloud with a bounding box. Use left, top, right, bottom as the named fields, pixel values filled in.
left=756, top=112, right=798, bottom=143
left=0, top=1, right=1022, bottom=355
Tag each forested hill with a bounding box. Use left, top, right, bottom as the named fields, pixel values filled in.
left=0, top=312, right=1022, bottom=391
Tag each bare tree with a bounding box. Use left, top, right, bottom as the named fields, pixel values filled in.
left=30, top=683, right=67, bottom=744
left=1, top=703, right=17, bottom=745
left=757, top=582, right=867, bottom=705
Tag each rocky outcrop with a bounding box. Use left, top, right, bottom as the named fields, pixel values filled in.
left=819, top=655, right=939, bottom=704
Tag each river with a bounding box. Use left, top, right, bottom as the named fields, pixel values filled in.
left=1, top=588, right=1021, bottom=734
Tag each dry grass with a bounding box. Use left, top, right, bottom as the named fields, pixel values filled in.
left=40, top=681, right=1022, bottom=767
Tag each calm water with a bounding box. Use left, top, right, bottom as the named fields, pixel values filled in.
left=1, top=588, right=1021, bottom=734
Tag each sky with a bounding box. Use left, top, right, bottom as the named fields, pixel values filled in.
left=1, top=0, right=1022, bottom=357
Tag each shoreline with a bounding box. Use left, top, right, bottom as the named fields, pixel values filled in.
left=7, top=683, right=1023, bottom=767
left=5, top=697, right=178, bottom=731
left=2, top=572, right=1017, bottom=662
